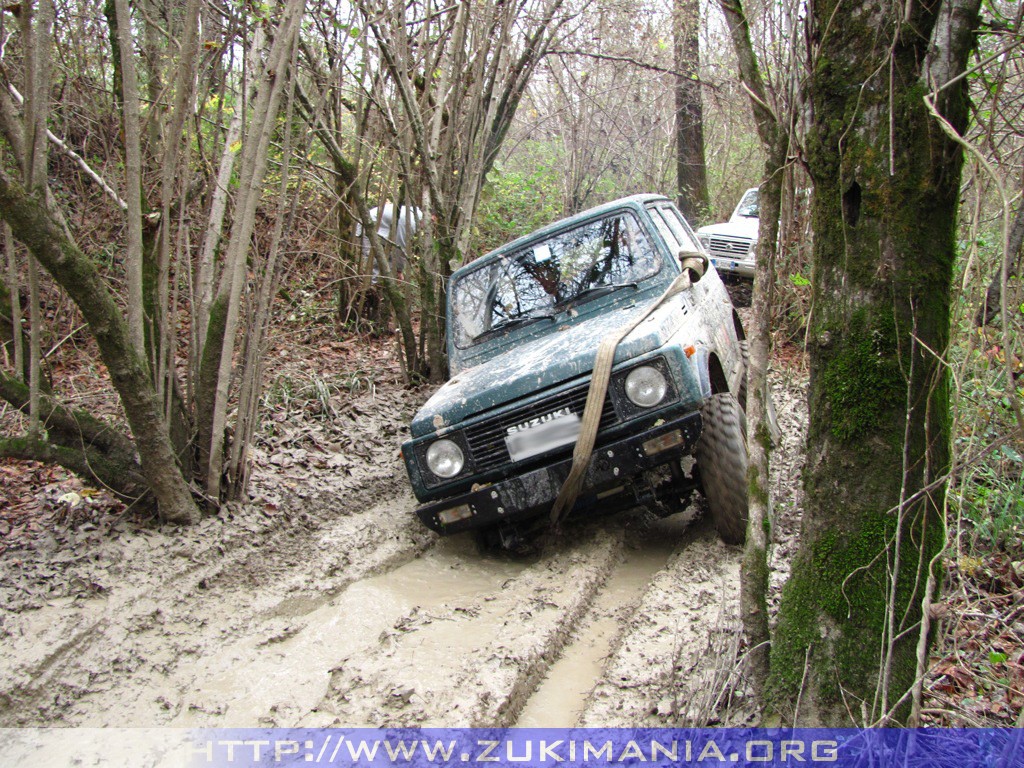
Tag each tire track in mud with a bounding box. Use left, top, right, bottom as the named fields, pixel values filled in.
left=306, top=526, right=624, bottom=728
left=3, top=476, right=754, bottom=730
left=303, top=509, right=731, bottom=730
left=578, top=521, right=742, bottom=727
left=514, top=512, right=699, bottom=727
left=3, top=500, right=742, bottom=729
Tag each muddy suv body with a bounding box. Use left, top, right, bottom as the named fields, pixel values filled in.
left=401, top=194, right=749, bottom=546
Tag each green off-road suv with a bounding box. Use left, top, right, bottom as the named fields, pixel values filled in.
left=401, top=195, right=749, bottom=550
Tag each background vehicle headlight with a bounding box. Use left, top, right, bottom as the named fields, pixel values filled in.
left=698, top=233, right=711, bottom=250
left=426, top=439, right=464, bottom=478
left=625, top=365, right=668, bottom=407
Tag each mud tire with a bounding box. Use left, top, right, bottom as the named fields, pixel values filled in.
left=725, top=279, right=752, bottom=307
left=696, top=393, right=748, bottom=545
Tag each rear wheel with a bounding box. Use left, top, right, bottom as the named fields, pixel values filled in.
left=725, top=279, right=752, bottom=307
left=696, top=393, right=748, bottom=544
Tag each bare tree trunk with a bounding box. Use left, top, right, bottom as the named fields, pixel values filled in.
left=144, top=0, right=201, bottom=469
left=112, top=0, right=147, bottom=357
left=140, top=0, right=165, bottom=151
left=20, top=0, right=55, bottom=439
left=718, top=0, right=786, bottom=704
left=25, top=252, right=41, bottom=437
left=3, top=224, right=25, bottom=379
left=674, top=0, right=709, bottom=223
left=976, top=192, right=1024, bottom=326
left=202, top=0, right=303, bottom=500
left=226, top=46, right=300, bottom=498
left=194, top=101, right=244, bottom=359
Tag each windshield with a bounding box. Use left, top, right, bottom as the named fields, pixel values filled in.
left=735, top=189, right=759, bottom=219
left=451, top=210, right=661, bottom=348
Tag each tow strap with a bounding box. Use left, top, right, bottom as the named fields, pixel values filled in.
left=549, top=253, right=707, bottom=525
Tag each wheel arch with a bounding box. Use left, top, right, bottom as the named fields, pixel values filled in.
left=692, top=349, right=729, bottom=398
left=732, top=309, right=746, bottom=342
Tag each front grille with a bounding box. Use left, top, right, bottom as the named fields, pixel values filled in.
left=465, top=383, right=619, bottom=472
left=708, top=235, right=753, bottom=259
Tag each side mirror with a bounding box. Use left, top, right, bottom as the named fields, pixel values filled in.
left=678, top=250, right=708, bottom=283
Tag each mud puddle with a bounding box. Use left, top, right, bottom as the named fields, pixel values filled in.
left=163, top=573, right=427, bottom=726
left=0, top=487, right=432, bottom=728
left=163, top=536, right=529, bottom=727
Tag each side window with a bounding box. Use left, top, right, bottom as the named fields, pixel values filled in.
left=648, top=207, right=681, bottom=251
left=658, top=205, right=701, bottom=253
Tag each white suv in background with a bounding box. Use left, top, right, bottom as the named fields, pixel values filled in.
left=697, top=188, right=759, bottom=280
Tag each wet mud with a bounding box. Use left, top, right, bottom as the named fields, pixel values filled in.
left=0, top=355, right=808, bottom=729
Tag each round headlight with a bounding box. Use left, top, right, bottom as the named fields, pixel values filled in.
left=625, top=365, right=668, bottom=408
left=426, top=439, right=465, bottom=478
left=698, top=233, right=711, bottom=250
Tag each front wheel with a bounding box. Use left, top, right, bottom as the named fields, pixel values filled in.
left=695, top=393, right=748, bottom=545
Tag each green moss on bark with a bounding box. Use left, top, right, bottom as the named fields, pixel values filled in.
left=747, top=465, right=770, bottom=509
left=822, top=309, right=904, bottom=441
left=195, top=293, right=230, bottom=479
left=766, top=502, right=943, bottom=722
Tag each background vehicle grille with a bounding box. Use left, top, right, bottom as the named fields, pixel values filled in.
left=707, top=235, right=753, bottom=259
left=465, top=384, right=619, bottom=472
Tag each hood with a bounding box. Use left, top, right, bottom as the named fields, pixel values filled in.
left=697, top=219, right=759, bottom=239
left=410, top=295, right=688, bottom=437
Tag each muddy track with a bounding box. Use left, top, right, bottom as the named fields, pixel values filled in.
left=0, top=366, right=807, bottom=729
left=0, top=503, right=741, bottom=729
left=0, top=468, right=432, bottom=725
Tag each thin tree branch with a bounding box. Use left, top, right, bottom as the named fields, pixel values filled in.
left=547, top=46, right=708, bottom=80
left=4, top=84, right=128, bottom=211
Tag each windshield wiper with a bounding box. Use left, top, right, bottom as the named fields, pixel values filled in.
left=559, top=281, right=638, bottom=308
left=474, top=311, right=557, bottom=342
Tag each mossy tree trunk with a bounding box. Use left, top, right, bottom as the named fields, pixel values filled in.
left=718, top=0, right=791, bottom=701
left=765, top=0, right=980, bottom=725
left=0, top=170, right=200, bottom=524
left=0, top=369, right=150, bottom=502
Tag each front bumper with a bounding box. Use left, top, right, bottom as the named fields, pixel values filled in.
left=414, top=411, right=703, bottom=535
left=710, top=256, right=755, bottom=279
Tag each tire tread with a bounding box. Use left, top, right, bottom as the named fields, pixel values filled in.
left=696, top=393, right=749, bottom=544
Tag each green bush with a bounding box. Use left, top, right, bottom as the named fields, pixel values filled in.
left=472, top=158, right=563, bottom=257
